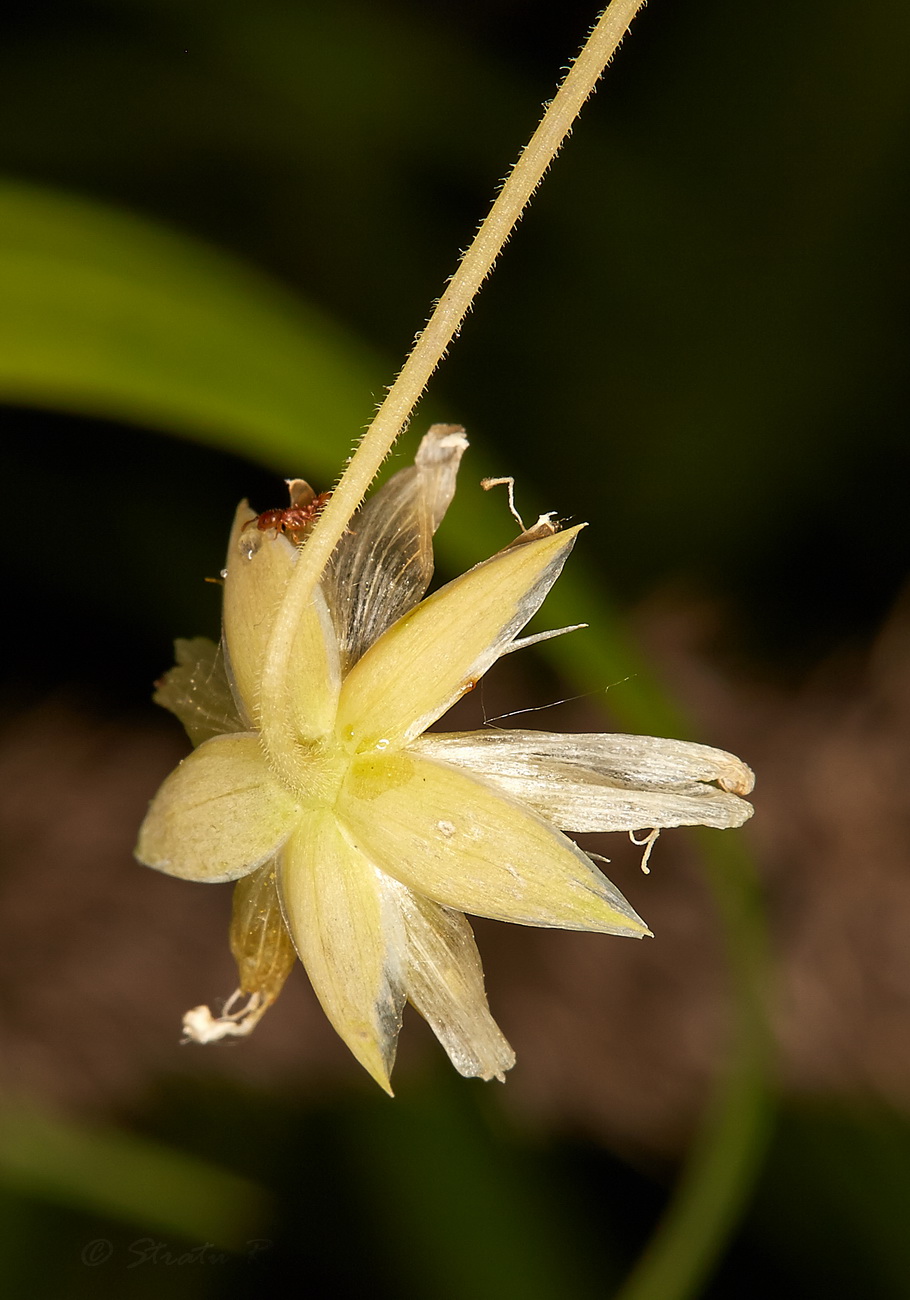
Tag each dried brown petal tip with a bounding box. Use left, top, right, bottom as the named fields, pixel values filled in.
left=285, top=478, right=316, bottom=507
left=717, top=760, right=756, bottom=797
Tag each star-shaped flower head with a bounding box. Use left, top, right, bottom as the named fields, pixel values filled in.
left=137, top=425, right=754, bottom=1092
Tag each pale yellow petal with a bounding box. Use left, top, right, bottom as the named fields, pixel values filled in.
left=338, top=751, right=649, bottom=936
left=221, top=501, right=340, bottom=737
left=336, top=524, right=583, bottom=753
left=389, top=881, right=515, bottom=1081
left=221, top=501, right=290, bottom=721
left=136, top=733, right=298, bottom=882
left=326, top=424, right=469, bottom=671
left=414, top=730, right=754, bottom=831
left=279, top=810, right=407, bottom=1093
left=153, top=636, right=244, bottom=745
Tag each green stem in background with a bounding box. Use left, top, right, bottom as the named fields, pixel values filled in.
left=259, top=0, right=647, bottom=730
left=614, top=833, right=772, bottom=1300
left=533, top=571, right=773, bottom=1300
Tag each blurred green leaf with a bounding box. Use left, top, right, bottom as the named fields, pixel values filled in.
left=0, top=1104, right=267, bottom=1249
left=0, top=178, right=384, bottom=474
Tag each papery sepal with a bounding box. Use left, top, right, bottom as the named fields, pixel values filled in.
left=392, top=883, right=516, bottom=1081
left=325, top=424, right=469, bottom=671
left=154, top=636, right=244, bottom=745
left=230, top=859, right=297, bottom=1004
left=413, top=730, right=754, bottom=833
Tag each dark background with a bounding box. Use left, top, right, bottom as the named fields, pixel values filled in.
left=2, top=1, right=910, bottom=1296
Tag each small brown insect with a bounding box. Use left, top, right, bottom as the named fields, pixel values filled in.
left=254, top=483, right=332, bottom=546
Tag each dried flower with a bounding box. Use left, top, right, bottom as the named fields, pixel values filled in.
left=136, top=425, right=754, bottom=1091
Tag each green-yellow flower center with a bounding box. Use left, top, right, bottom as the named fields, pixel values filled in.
left=260, top=730, right=350, bottom=810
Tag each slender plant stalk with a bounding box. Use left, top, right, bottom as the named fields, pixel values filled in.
left=260, top=0, right=646, bottom=725
left=259, top=4, right=773, bottom=1297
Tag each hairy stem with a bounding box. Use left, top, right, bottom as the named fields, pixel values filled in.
left=260, top=0, right=646, bottom=727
